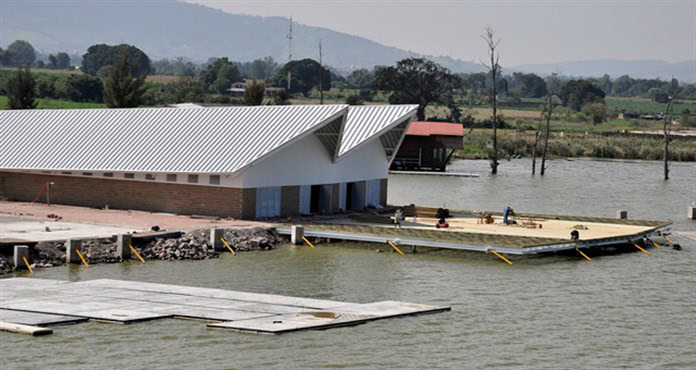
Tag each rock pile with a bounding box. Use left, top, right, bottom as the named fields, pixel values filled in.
left=0, top=256, right=14, bottom=274
left=34, top=241, right=67, bottom=268
left=222, top=227, right=282, bottom=251
left=138, top=232, right=218, bottom=261
left=0, top=227, right=283, bottom=275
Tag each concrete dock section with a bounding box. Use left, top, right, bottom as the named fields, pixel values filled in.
left=0, top=278, right=449, bottom=334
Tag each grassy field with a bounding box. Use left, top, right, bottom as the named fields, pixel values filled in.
left=606, top=96, right=694, bottom=115
left=0, top=96, right=106, bottom=110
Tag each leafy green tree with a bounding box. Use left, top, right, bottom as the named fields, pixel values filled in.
left=82, top=44, right=150, bottom=77
left=512, top=72, right=547, bottom=98
left=36, top=79, right=57, bottom=98
left=345, top=94, right=363, bottom=105
left=272, top=59, right=331, bottom=97
left=374, top=57, right=458, bottom=120
left=55, top=74, right=104, bottom=102
left=242, top=80, right=265, bottom=105
left=6, top=40, right=36, bottom=66
left=582, top=102, right=608, bottom=124
left=560, top=80, right=606, bottom=111
left=48, top=54, right=58, bottom=69
left=346, top=69, right=374, bottom=90
left=272, top=89, right=291, bottom=105
left=610, top=75, right=634, bottom=96
left=55, top=52, right=71, bottom=69
left=199, top=57, right=241, bottom=94
left=237, top=57, right=279, bottom=80
left=168, top=72, right=204, bottom=103
left=8, top=66, right=37, bottom=109
left=103, top=47, right=148, bottom=108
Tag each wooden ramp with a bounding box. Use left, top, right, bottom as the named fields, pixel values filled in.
left=0, top=278, right=449, bottom=335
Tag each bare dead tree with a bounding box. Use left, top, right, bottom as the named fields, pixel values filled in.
left=481, top=26, right=501, bottom=174
left=531, top=104, right=546, bottom=175
left=540, top=72, right=560, bottom=176
left=663, top=78, right=680, bottom=180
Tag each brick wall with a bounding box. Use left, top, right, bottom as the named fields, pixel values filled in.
left=280, top=185, right=300, bottom=216
left=0, top=171, right=247, bottom=219
left=380, top=178, right=388, bottom=206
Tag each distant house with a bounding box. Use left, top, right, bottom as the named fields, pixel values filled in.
left=0, top=104, right=417, bottom=218
left=391, top=121, right=464, bottom=172
left=227, top=81, right=285, bottom=97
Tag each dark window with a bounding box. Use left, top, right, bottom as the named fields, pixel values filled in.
left=188, top=174, right=198, bottom=184
left=125, top=173, right=135, bottom=179
left=103, top=173, right=114, bottom=178
left=209, top=175, right=220, bottom=185
left=167, top=174, right=177, bottom=182
left=61, top=172, right=72, bottom=175
left=146, top=174, right=156, bottom=180
left=82, top=172, right=92, bottom=176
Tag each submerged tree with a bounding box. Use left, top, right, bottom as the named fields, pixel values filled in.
left=481, top=26, right=501, bottom=174
left=103, top=47, right=148, bottom=108
left=8, top=66, right=37, bottom=109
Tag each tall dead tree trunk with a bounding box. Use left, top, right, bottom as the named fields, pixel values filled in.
left=481, top=26, right=501, bottom=174
left=663, top=98, right=674, bottom=180
left=531, top=107, right=545, bottom=175
left=540, top=72, right=560, bottom=176
left=663, top=79, right=680, bottom=180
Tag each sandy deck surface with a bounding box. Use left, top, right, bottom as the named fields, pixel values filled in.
left=409, top=216, right=653, bottom=240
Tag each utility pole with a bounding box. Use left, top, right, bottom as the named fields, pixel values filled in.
left=319, top=40, right=323, bottom=104
left=286, top=16, right=293, bottom=91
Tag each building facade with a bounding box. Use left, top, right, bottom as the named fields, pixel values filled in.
left=0, top=104, right=416, bottom=219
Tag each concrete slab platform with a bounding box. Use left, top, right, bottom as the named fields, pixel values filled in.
left=0, top=309, right=88, bottom=326
left=0, top=278, right=450, bottom=334
left=209, top=301, right=450, bottom=334
left=209, top=312, right=376, bottom=334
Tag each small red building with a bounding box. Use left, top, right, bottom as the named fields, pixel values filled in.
left=390, top=121, right=464, bottom=172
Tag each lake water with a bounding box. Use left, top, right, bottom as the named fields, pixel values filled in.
left=2, top=159, right=695, bottom=369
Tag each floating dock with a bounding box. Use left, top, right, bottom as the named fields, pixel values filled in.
left=278, top=210, right=673, bottom=257
left=0, top=278, right=449, bottom=335
left=388, top=170, right=479, bottom=177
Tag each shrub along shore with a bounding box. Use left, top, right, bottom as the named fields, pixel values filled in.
left=459, top=131, right=696, bottom=162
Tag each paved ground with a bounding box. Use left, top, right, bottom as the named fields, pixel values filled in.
left=0, top=201, right=270, bottom=242
left=0, top=215, right=136, bottom=242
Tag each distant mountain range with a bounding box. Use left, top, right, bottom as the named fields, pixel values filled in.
left=1, top=0, right=693, bottom=81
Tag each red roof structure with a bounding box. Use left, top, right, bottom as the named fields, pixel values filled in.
left=406, top=121, right=464, bottom=137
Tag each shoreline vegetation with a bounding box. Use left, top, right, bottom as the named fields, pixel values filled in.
left=457, top=130, right=696, bottom=162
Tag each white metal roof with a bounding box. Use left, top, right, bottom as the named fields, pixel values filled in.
left=338, top=104, right=418, bottom=159
left=0, top=105, right=348, bottom=174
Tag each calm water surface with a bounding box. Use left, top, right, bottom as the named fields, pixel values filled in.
left=2, top=159, right=695, bottom=369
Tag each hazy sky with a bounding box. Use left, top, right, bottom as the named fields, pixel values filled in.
left=188, top=0, right=695, bottom=65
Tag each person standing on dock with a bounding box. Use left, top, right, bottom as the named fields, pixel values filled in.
left=394, top=208, right=403, bottom=228
left=503, top=206, right=515, bottom=225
